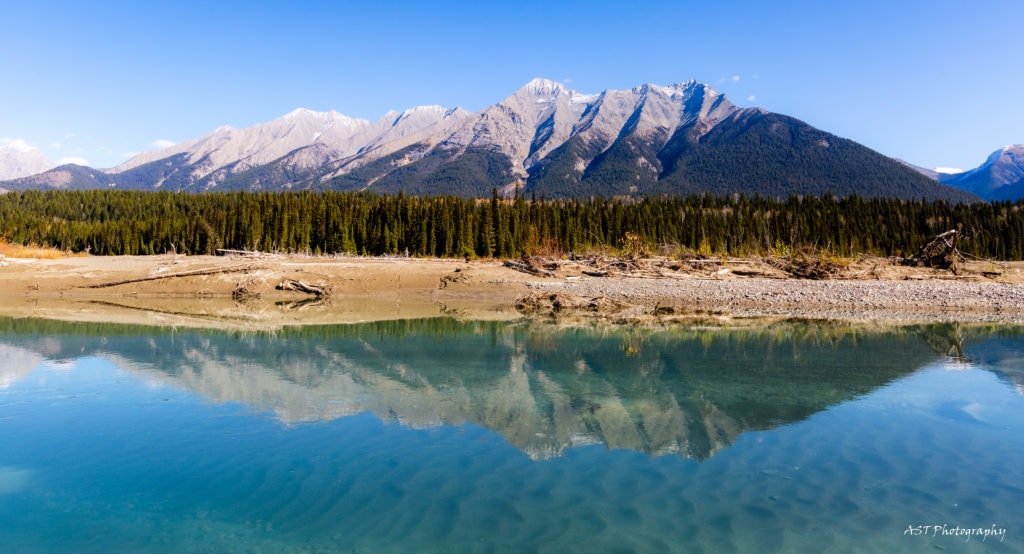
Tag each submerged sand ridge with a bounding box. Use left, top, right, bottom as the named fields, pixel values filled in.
left=0, top=253, right=1023, bottom=328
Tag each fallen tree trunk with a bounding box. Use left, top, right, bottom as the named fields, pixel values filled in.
left=276, top=279, right=332, bottom=298
left=86, top=265, right=258, bottom=288
left=503, top=259, right=555, bottom=277
left=217, top=249, right=264, bottom=257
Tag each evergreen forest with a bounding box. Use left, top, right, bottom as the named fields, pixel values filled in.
left=1, top=189, right=1023, bottom=260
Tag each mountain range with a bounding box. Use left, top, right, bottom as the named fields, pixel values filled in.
left=0, top=319, right=938, bottom=461
left=934, top=145, right=1024, bottom=201
left=1, top=78, right=1013, bottom=202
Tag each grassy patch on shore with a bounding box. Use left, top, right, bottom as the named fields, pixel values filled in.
left=0, top=241, right=86, bottom=259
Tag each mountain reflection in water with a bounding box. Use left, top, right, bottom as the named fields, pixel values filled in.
left=0, top=317, right=1005, bottom=460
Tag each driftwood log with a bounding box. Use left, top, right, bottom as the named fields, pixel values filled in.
left=503, top=258, right=555, bottom=277
left=86, top=265, right=258, bottom=288
left=276, top=280, right=332, bottom=298
left=217, top=249, right=263, bottom=257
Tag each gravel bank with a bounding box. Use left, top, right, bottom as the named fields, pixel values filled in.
left=527, top=276, right=1024, bottom=323
left=3, top=254, right=1023, bottom=326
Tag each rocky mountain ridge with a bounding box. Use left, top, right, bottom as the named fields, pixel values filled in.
left=0, top=79, right=983, bottom=202
left=935, top=145, right=1024, bottom=201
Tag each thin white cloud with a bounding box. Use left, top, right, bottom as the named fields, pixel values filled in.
left=731, top=75, right=741, bottom=83
left=747, top=95, right=757, bottom=102
left=58, top=157, right=90, bottom=166
left=150, top=139, right=175, bottom=150
left=50, top=142, right=62, bottom=149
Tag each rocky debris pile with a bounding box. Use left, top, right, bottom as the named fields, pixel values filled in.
left=901, top=229, right=964, bottom=273
left=504, top=254, right=789, bottom=280
left=765, top=254, right=847, bottom=280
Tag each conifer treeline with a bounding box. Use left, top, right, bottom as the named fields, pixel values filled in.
left=1, top=189, right=1022, bottom=260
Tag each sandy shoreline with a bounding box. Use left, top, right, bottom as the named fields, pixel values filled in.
left=1, top=253, right=1023, bottom=328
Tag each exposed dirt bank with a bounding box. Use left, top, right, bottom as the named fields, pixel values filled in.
left=1, top=253, right=1022, bottom=329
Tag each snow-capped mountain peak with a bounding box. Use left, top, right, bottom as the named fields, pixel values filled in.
left=393, top=105, right=451, bottom=124
left=521, top=77, right=570, bottom=98
left=283, top=107, right=316, bottom=118
left=1, top=139, right=36, bottom=153
left=1, top=78, right=982, bottom=203
left=988, top=144, right=1024, bottom=181
left=96, top=78, right=743, bottom=189
left=0, top=139, right=55, bottom=180
left=938, top=144, right=1024, bottom=200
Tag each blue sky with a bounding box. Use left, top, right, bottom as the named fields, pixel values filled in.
left=1, top=0, right=1021, bottom=171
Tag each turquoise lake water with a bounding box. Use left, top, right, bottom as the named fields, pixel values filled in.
left=0, top=318, right=1022, bottom=552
